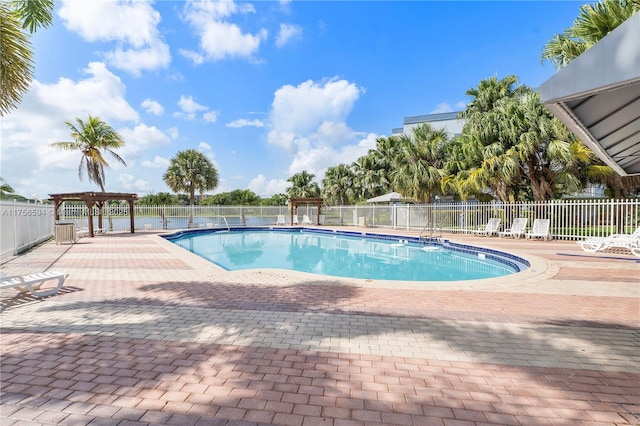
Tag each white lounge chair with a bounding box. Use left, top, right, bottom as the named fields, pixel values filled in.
left=302, top=215, right=312, bottom=225
left=275, top=215, right=286, bottom=226
left=577, top=226, right=640, bottom=257
left=472, top=218, right=501, bottom=237
left=498, top=218, right=528, bottom=239
left=292, top=215, right=299, bottom=225
left=526, top=219, right=551, bottom=241
left=0, top=271, right=69, bottom=298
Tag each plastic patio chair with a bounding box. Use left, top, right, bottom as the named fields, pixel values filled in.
left=498, top=218, right=528, bottom=239
left=526, top=219, right=551, bottom=241
left=472, top=218, right=501, bottom=237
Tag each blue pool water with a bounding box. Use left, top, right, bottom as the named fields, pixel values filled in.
left=165, top=228, right=528, bottom=282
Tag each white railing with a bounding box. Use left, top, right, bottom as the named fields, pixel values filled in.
left=330, top=199, right=640, bottom=239
left=2, top=199, right=638, bottom=259
left=1, top=200, right=55, bottom=259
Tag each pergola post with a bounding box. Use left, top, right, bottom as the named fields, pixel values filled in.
left=86, top=200, right=95, bottom=237
left=128, top=199, right=135, bottom=234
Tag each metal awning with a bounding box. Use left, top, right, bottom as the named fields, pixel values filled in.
left=366, top=192, right=414, bottom=204
left=539, top=12, right=640, bottom=176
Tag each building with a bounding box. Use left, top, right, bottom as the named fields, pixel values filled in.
left=392, top=111, right=464, bottom=138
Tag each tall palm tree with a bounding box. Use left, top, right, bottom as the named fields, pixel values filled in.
left=541, top=0, right=640, bottom=70
left=163, top=149, right=219, bottom=205
left=391, top=124, right=450, bottom=204
left=454, top=75, right=532, bottom=202
left=352, top=155, right=381, bottom=201
left=51, top=116, right=127, bottom=191
left=321, top=164, right=355, bottom=205
left=0, top=0, right=54, bottom=116
left=286, top=171, right=320, bottom=199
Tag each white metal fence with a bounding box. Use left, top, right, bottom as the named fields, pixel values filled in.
left=1, top=200, right=55, bottom=259
left=334, top=199, right=640, bottom=239
left=56, top=199, right=640, bottom=238
left=2, top=199, right=638, bottom=259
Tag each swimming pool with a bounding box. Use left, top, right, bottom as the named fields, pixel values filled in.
left=164, top=228, right=529, bottom=282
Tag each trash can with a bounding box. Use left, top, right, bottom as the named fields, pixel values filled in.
left=54, top=222, right=77, bottom=244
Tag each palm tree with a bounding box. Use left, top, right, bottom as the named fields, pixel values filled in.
left=495, top=90, right=586, bottom=201
left=0, top=0, right=54, bottom=116
left=390, top=124, right=450, bottom=204
left=321, top=164, right=355, bottom=205
left=453, top=75, right=531, bottom=202
left=351, top=155, right=376, bottom=201
left=286, top=171, right=320, bottom=199
left=541, top=0, right=639, bottom=70
left=51, top=116, right=127, bottom=231
left=51, top=116, right=127, bottom=191
left=163, top=149, right=219, bottom=227
left=0, top=177, right=16, bottom=199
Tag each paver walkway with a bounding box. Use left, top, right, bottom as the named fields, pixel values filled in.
left=1, top=229, right=638, bottom=425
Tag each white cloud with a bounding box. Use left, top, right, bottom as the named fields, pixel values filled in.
left=288, top=133, right=377, bottom=179
left=455, top=100, right=467, bottom=110
left=181, top=0, right=267, bottom=62
left=269, top=78, right=363, bottom=138
left=276, top=23, right=302, bottom=48
left=105, top=40, right=171, bottom=76
left=141, top=98, right=164, bottom=116
left=430, top=103, right=453, bottom=114
left=167, top=127, right=180, bottom=140
left=257, top=77, right=377, bottom=194
left=141, top=156, right=171, bottom=169
left=0, top=62, right=141, bottom=196
left=203, top=110, right=220, bottom=123
left=37, top=62, right=139, bottom=122
left=173, top=95, right=209, bottom=120
left=118, top=124, right=172, bottom=158
left=199, top=142, right=212, bottom=151
left=58, top=0, right=171, bottom=75
left=430, top=101, right=467, bottom=114
left=316, top=121, right=353, bottom=144
left=226, top=118, right=264, bottom=128
left=178, top=49, right=204, bottom=65
left=119, top=173, right=152, bottom=192
left=172, top=96, right=219, bottom=122
left=248, top=174, right=288, bottom=197
left=178, top=95, right=207, bottom=113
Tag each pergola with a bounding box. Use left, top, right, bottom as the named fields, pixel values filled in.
left=288, top=197, right=323, bottom=225
left=49, top=192, right=138, bottom=237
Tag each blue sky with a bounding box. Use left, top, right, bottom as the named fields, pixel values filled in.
left=1, top=0, right=583, bottom=200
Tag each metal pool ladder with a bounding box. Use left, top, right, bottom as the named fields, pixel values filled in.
left=419, top=222, right=442, bottom=240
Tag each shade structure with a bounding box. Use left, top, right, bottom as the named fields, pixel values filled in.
left=539, top=12, right=640, bottom=176
left=49, top=192, right=138, bottom=237
left=366, top=192, right=413, bottom=204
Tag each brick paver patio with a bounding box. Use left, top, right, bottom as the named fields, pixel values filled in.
left=1, top=228, right=638, bottom=425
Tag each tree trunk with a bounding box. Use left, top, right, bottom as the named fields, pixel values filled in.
left=188, top=187, right=195, bottom=228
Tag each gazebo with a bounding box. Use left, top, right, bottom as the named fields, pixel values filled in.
left=49, top=192, right=138, bottom=237
left=288, top=197, right=323, bottom=225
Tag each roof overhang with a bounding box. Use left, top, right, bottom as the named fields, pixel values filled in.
left=539, top=12, right=640, bottom=176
